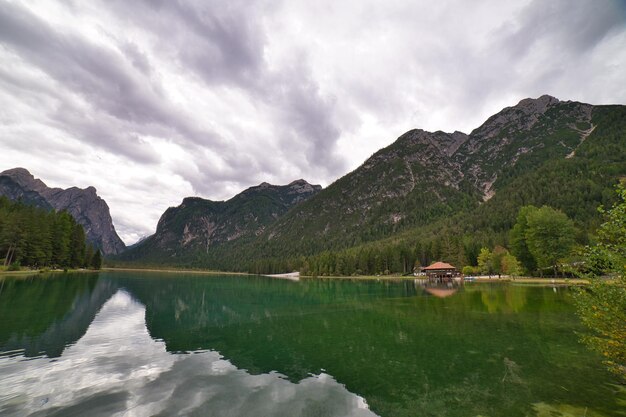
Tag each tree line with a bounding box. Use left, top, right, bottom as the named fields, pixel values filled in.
left=0, top=196, right=102, bottom=270
left=281, top=203, right=589, bottom=278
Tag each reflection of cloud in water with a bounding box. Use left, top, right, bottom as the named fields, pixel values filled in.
left=0, top=291, right=376, bottom=417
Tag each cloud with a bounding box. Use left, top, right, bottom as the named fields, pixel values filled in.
left=499, top=0, right=625, bottom=58
left=0, top=2, right=225, bottom=156
left=0, top=0, right=624, bottom=243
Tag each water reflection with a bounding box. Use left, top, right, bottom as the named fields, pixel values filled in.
left=0, top=290, right=376, bottom=417
left=416, top=279, right=461, bottom=298
left=0, top=273, right=622, bottom=417
left=0, top=274, right=117, bottom=357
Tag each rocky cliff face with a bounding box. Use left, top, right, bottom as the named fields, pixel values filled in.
left=120, top=179, right=321, bottom=260
left=0, top=175, right=52, bottom=210
left=0, top=168, right=126, bottom=255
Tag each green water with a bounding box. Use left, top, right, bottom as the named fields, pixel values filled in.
left=0, top=272, right=623, bottom=416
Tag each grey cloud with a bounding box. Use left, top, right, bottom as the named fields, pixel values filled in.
left=272, top=73, right=345, bottom=177
left=0, top=2, right=225, bottom=157
left=171, top=151, right=272, bottom=200
left=390, top=0, right=626, bottom=132
left=51, top=105, right=162, bottom=165
left=500, top=0, right=626, bottom=58
left=100, top=0, right=348, bottom=184
left=119, top=41, right=153, bottom=76
left=104, top=0, right=268, bottom=86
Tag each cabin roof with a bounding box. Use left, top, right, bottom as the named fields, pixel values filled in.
left=423, top=261, right=456, bottom=270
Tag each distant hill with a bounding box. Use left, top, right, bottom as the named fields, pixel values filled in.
left=117, top=179, right=321, bottom=263
left=115, top=95, right=626, bottom=271
left=0, top=168, right=126, bottom=255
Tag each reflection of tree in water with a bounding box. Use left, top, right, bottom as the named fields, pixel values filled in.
left=118, top=274, right=620, bottom=417
left=0, top=273, right=620, bottom=417
left=466, top=284, right=530, bottom=313
left=0, top=273, right=116, bottom=357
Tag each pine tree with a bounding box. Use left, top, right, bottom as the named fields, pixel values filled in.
left=70, top=221, right=86, bottom=267
left=84, top=245, right=95, bottom=268
left=91, top=249, right=102, bottom=270
left=52, top=211, right=72, bottom=267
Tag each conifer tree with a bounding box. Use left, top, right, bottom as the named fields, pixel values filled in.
left=92, top=249, right=102, bottom=270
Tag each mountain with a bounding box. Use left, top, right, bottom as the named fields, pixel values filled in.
left=0, top=174, right=52, bottom=210
left=294, top=98, right=626, bottom=274
left=119, top=95, right=626, bottom=271
left=118, top=179, right=321, bottom=263
left=0, top=168, right=126, bottom=255
left=241, top=96, right=597, bottom=252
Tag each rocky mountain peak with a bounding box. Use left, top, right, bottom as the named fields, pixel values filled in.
left=1, top=167, right=48, bottom=193
left=181, top=196, right=210, bottom=205
left=287, top=179, right=322, bottom=194
left=514, top=94, right=560, bottom=114
left=469, top=95, right=562, bottom=141
left=124, top=177, right=322, bottom=259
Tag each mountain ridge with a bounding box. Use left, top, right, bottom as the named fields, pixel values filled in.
left=117, top=179, right=322, bottom=262
left=117, top=95, right=626, bottom=271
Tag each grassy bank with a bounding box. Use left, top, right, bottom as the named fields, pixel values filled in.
left=102, top=267, right=249, bottom=276
left=0, top=267, right=97, bottom=277
left=1, top=265, right=590, bottom=285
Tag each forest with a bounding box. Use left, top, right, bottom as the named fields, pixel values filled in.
left=247, top=185, right=624, bottom=281
left=0, top=196, right=101, bottom=270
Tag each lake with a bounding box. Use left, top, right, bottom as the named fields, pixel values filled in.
left=0, top=272, right=623, bottom=416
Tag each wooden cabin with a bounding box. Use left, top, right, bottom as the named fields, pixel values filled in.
left=421, top=261, right=461, bottom=283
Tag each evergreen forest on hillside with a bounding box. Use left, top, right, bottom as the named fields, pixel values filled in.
left=0, top=196, right=101, bottom=270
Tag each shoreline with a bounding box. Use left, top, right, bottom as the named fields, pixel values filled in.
left=1, top=267, right=590, bottom=285
left=300, top=274, right=589, bottom=285
left=102, top=267, right=250, bottom=276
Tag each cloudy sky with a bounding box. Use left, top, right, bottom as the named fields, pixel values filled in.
left=0, top=0, right=625, bottom=244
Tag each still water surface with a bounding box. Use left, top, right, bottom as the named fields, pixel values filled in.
left=0, top=272, right=623, bottom=416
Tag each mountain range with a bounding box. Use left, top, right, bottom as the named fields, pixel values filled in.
left=116, top=94, right=625, bottom=271
left=119, top=179, right=322, bottom=263
left=3, top=94, right=625, bottom=271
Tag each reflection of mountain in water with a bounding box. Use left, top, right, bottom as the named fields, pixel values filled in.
left=0, top=290, right=376, bottom=417
left=0, top=273, right=117, bottom=357
left=113, top=273, right=614, bottom=417
left=0, top=273, right=619, bottom=417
